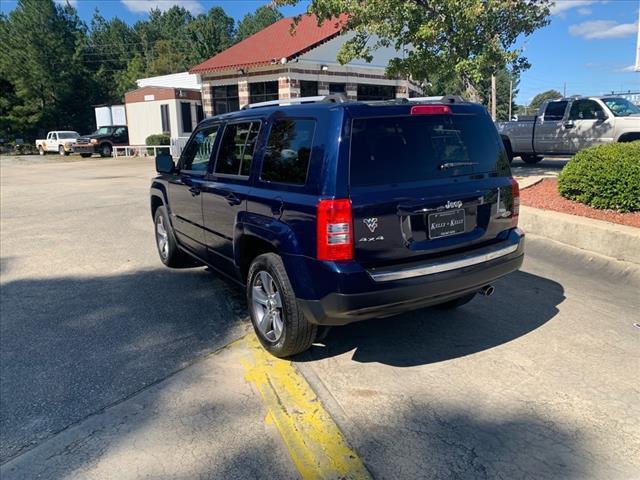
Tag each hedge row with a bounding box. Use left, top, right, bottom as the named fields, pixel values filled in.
left=558, top=141, right=640, bottom=212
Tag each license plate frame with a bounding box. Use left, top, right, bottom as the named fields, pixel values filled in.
left=427, top=209, right=466, bottom=239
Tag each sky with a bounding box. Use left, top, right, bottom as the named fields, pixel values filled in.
left=1, top=0, right=638, bottom=105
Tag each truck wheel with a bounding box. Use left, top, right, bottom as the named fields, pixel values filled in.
left=154, top=206, right=193, bottom=268
left=247, top=253, right=317, bottom=358
left=100, top=143, right=112, bottom=157
left=38, top=146, right=45, bottom=156
left=58, top=145, right=68, bottom=156
left=434, top=293, right=476, bottom=309
left=521, top=154, right=543, bottom=164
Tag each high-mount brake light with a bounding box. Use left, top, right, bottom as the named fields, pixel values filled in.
left=509, top=178, right=520, bottom=228
left=410, top=105, right=452, bottom=115
left=316, top=199, right=353, bottom=261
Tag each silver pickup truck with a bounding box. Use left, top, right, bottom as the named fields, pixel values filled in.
left=497, top=96, right=640, bottom=164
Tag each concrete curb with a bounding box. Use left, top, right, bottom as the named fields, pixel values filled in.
left=519, top=205, right=640, bottom=265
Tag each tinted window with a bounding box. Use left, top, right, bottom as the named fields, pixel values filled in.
left=181, top=125, right=219, bottom=172
left=213, top=85, right=239, bottom=114
left=160, top=104, right=170, bottom=133
left=215, top=122, right=260, bottom=176
left=300, top=81, right=318, bottom=97
left=357, top=84, right=395, bottom=101
left=569, top=100, right=604, bottom=120
left=261, top=119, right=315, bottom=185
left=544, top=101, right=568, bottom=120
left=329, top=83, right=346, bottom=94
left=249, top=81, right=278, bottom=104
left=181, top=102, right=193, bottom=133
left=350, top=114, right=509, bottom=186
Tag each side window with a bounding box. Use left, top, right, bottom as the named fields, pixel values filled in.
left=113, top=127, right=126, bottom=138
left=214, top=121, right=260, bottom=176
left=544, top=101, right=568, bottom=121
left=569, top=100, right=604, bottom=120
left=180, top=125, right=219, bottom=172
left=261, top=119, right=315, bottom=185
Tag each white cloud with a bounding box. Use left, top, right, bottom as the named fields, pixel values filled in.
left=55, top=0, right=78, bottom=7
left=577, top=7, right=592, bottom=15
left=551, top=0, right=598, bottom=16
left=121, top=0, right=204, bottom=14
left=569, top=20, right=638, bottom=39
left=620, top=65, right=638, bottom=72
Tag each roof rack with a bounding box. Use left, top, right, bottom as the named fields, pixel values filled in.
left=406, top=95, right=467, bottom=104
left=241, top=94, right=348, bottom=110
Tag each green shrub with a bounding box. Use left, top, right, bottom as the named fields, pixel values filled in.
left=558, top=142, right=640, bottom=212
left=145, top=134, right=170, bottom=156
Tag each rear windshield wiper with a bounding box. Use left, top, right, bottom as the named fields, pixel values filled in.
left=438, top=162, right=479, bottom=170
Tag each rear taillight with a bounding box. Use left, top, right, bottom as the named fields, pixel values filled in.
left=410, top=105, right=452, bottom=115
left=510, top=178, right=520, bottom=228
left=316, top=199, right=353, bottom=261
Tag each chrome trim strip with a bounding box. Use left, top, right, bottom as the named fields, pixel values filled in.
left=369, top=242, right=520, bottom=282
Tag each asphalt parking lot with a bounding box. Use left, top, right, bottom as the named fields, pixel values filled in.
left=1, top=154, right=639, bottom=479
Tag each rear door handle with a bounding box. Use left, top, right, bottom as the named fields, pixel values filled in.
left=189, top=186, right=201, bottom=197
left=563, top=121, right=574, bottom=129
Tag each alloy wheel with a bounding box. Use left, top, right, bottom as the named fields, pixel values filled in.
left=156, top=215, right=169, bottom=259
left=252, top=270, right=284, bottom=342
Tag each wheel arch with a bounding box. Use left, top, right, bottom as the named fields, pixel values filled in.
left=617, top=132, right=640, bottom=143
left=236, top=234, right=278, bottom=283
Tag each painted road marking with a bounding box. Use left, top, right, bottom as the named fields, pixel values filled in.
left=240, top=335, right=371, bottom=480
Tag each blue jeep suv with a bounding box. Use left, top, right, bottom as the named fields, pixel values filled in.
left=150, top=95, right=525, bottom=357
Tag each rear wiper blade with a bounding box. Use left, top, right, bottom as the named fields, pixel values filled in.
left=438, top=162, right=478, bottom=170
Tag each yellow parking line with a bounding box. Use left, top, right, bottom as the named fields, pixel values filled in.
left=240, top=335, right=371, bottom=480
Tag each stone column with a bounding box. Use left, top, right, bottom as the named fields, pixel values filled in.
left=346, top=83, right=358, bottom=101
left=278, top=76, right=300, bottom=100
left=396, top=82, right=409, bottom=99
left=318, top=81, right=330, bottom=96
left=201, top=78, right=214, bottom=116
left=238, top=79, right=249, bottom=109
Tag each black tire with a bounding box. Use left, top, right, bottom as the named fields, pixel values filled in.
left=153, top=206, right=193, bottom=268
left=434, top=293, right=476, bottom=310
left=521, top=154, right=543, bottom=164
left=100, top=143, right=112, bottom=157
left=38, top=146, right=45, bottom=156
left=80, top=153, right=92, bottom=158
left=247, top=253, right=317, bottom=358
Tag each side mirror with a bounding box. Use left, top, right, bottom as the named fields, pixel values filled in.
left=594, top=110, right=606, bottom=121
left=155, top=153, right=175, bottom=173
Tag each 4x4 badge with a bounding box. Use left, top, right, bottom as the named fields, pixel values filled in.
left=363, top=217, right=378, bottom=233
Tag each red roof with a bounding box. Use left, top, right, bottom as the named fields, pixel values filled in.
left=190, top=14, right=347, bottom=74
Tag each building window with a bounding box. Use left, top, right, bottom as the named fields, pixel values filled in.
left=160, top=104, right=170, bottom=134
left=300, top=81, right=318, bottom=97
left=213, top=85, right=239, bottom=114
left=196, top=104, right=204, bottom=123
left=180, top=102, right=193, bottom=134
left=357, top=84, right=396, bottom=101
left=249, top=81, right=278, bottom=104
left=261, top=119, right=315, bottom=185
left=329, top=83, right=346, bottom=94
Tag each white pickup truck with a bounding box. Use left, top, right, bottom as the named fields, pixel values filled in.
left=497, top=96, right=640, bottom=164
left=35, top=131, right=80, bottom=156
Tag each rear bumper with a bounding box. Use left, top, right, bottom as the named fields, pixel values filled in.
left=296, top=229, right=525, bottom=326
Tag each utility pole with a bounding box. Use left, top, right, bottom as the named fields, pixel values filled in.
left=491, top=74, right=496, bottom=121
left=563, top=81, right=567, bottom=97
left=508, top=79, right=513, bottom=120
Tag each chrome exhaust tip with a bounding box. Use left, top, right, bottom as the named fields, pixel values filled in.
left=479, top=285, right=495, bottom=296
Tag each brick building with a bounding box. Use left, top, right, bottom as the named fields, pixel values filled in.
left=190, top=14, right=422, bottom=115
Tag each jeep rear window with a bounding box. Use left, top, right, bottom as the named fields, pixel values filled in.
left=350, top=114, right=508, bottom=186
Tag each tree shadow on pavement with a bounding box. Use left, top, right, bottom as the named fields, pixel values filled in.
left=0, top=267, right=247, bottom=463
left=301, top=270, right=564, bottom=367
